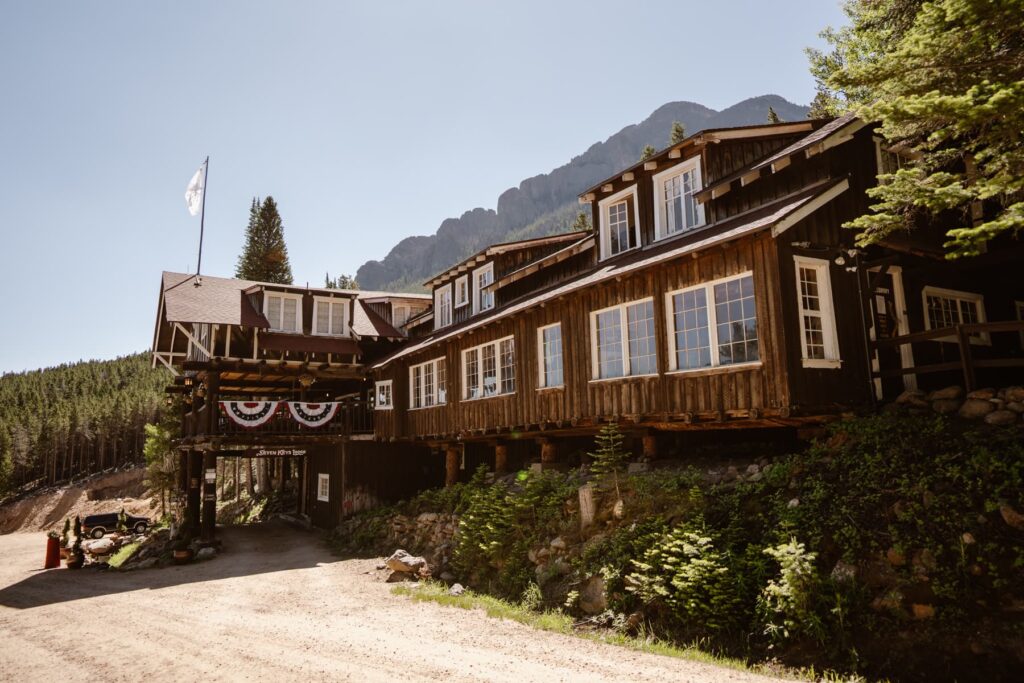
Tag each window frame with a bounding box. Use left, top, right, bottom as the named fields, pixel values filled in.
left=921, top=285, right=989, bottom=345
left=311, top=296, right=350, bottom=337
left=472, top=263, right=495, bottom=314
left=317, top=473, right=329, bottom=502
left=536, top=322, right=564, bottom=390
left=263, top=291, right=304, bottom=333
left=408, top=357, right=447, bottom=410
left=652, top=156, right=705, bottom=241
left=374, top=380, right=393, bottom=410
left=589, top=297, right=658, bottom=381
left=664, top=271, right=762, bottom=374
left=455, top=275, right=470, bottom=308
left=597, top=185, right=641, bottom=261
left=434, top=284, right=453, bottom=330
left=462, top=335, right=515, bottom=400
left=793, top=256, right=841, bottom=369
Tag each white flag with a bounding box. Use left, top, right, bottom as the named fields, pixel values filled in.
left=185, top=160, right=207, bottom=216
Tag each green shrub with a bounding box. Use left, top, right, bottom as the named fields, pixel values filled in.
left=758, top=539, right=823, bottom=645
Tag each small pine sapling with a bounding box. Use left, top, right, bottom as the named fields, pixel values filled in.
left=588, top=422, right=630, bottom=501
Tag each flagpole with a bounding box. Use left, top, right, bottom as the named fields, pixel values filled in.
left=196, top=156, right=209, bottom=280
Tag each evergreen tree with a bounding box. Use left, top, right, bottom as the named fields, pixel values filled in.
left=807, top=0, right=1024, bottom=256
left=235, top=196, right=294, bottom=283
left=767, top=106, right=781, bottom=123
left=639, top=145, right=657, bottom=162
left=670, top=121, right=687, bottom=145
left=588, top=422, right=629, bottom=499
left=571, top=211, right=592, bottom=232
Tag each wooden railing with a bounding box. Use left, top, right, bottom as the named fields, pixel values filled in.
left=184, top=399, right=374, bottom=438
left=870, top=320, right=1024, bottom=392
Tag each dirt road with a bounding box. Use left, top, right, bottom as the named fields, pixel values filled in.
left=0, top=522, right=779, bottom=682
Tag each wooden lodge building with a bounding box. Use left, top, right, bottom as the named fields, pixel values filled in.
left=153, top=114, right=1024, bottom=536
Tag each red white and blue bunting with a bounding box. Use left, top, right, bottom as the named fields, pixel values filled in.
left=220, top=401, right=281, bottom=428
left=287, top=402, right=340, bottom=428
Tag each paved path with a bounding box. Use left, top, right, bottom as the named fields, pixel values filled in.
left=0, top=522, right=779, bottom=682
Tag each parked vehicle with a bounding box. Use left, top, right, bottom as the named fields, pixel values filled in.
left=81, top=513, right=149, bottom=539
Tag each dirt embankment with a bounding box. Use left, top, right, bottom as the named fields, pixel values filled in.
left=0, top=468, right=156, bottom=534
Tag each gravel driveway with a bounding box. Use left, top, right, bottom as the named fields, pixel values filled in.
left=0, top=522, right=780, bottom=682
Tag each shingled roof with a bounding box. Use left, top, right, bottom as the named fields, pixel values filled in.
left=161, top=272, right=270, bottom=328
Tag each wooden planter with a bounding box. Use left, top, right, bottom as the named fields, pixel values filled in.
left=173, top=549, right=193, bottom=565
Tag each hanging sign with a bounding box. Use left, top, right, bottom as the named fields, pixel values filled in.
left=248, top=447, right=309, bottom=458
left=219, top=401, right=281, bottom=428
left=286, top=402, right=340, bottom=428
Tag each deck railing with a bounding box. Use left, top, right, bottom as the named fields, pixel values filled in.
left=184, top=399, right=374, bottom=438
left=870, top=320, right=1024, bottom=392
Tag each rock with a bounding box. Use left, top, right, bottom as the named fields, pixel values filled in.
left=959, top=398, right=995, bottom=419
left=386, top=549, right=428, bottom=573
left=448, top=583, right=465, bottom=596
left=196, top=547, right=216, bottom=561
left=886, top=548, right=906, bottom=567
left=724, top=466, right=739, bottom=482
left=86, top=538, right=115, bottom=556
left=748, top=471, right=764, bottom=482
left=984, top=410, right=1018, bottom=426
left=928, top=386, right=963, bottom=401
left=896, top=389, right=929, bottom=407
left=932, top=399, right=961, bottom=415
left=385, top=570, right=416, bottom=583
left=787, top=498, right=800, bottom=509
left=417, top=512, right=438, bottom=523
left=911, top=603, right=935, bottom=620
left=705, top=471, right=723, bottom=485
left=830, top=560, right=856, bottom=584
left=136, top=558, right=158, bottom=570
left=912, top=548, right=937, bottom=571
left=549, top=536, right=567, bottom=551
left=962, top=532, right=976, bottom=545
left=1002, top=386, right=1024, bottom=403
left=1006, top=402, right=1024, bottom=413
left=745, top=463, right=760, bottom=475
left=966, top=388, right=996, bottom=400
left=999, top=504, right=1024, bottom=531
left=579, top=576, right=607, bottom=615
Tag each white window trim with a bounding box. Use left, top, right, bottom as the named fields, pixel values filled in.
left=664, top=271, right=761, bottom=373
left=263, top=291, right=304, bottom=333
left=434, top=284, right=453, bottom=330
left=597, top=185, right=641, bottom=261
left=652, top=156, right=705, bottom=241
left=455, top=275, right=470, bottom=308
left=589, top=297, right=657, bottom=381
left=374, top=380, right=393, bottom=411
left=536, top=322, right=564, bottom=389
left=922, top=285, right=989, bottom=345
left=461, top=335, right=515, bottom=400
left=794, top=256, right=841, bottom=369
left=472, top=263, right=495, bottom=314
left=316, top=473, right=329, bottom=502
left=311, top=296, right=350, bottom=337
left=408, top=357, right=447, bottom=410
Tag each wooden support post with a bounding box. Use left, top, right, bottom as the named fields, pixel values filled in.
left=201, top=451, right=217, bottom=543
left=495, top=443, right=508, bottom=475
left=187, top=450, right=201, bottom=535
left=445, top=445, right=460, bottom=488
left=956, top=325, right=976, bottom=392
left=642, top=434, right=658, bottom=462
left=540, top=438, right=557, bottom=464
left=178, top=450, right=188, bottom=495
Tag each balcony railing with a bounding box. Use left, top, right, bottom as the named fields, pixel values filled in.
left=183, top=399, right=374, bottom=438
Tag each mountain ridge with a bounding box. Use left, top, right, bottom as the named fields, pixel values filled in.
left=356, top=94, right=809, bottom=292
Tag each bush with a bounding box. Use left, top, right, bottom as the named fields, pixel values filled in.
left=758, top=539, right=823, bottom=645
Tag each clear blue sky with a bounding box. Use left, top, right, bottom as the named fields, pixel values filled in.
left=0, top=1, right=845, bottom=374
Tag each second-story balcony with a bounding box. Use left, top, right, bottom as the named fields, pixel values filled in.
left=183, top=398, right=374, bottom=440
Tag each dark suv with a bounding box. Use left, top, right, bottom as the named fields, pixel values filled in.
left=81, top=513, right=150, bottom=539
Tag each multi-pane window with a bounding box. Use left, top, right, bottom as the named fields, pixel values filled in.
left=923, top=286, right=987, bottom=343
left=538, top=323, right=564, bottom=388
left=265, top=293, right=301, bottom=332
left=667, top=273, right=760, bottom=371
left=434, top=285, right=452, bottom=330
left=463, top=336, right=515, bottom=399
left=474, top=263, right=494, bottom=313
left=317, top=474, right=329, bottom=502
left=455, top=275, right=469, bottom=307
left=374, top=380, right=393, bottom=410
left=599, top=188, right=637, bottom=259
left=591, top=299, right=657, bottom=379
left=655, top=160, right=704, bottom=238
left=409, top=358, right=446, bottom=409
left=794, top=257, right=840, bottom=366
left=313, top=297, right=348, bottom=336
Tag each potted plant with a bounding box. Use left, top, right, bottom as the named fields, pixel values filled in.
left=172, top=539, right=193, bottom=565
left=59, top=518, right=71, bottom=559
left=66, top=515, right=85, bottom=570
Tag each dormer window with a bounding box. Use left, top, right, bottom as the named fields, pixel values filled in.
left=455, top=275, right=469, bottom=308
left=434, top=284, right=452, bottom=330
left=473, top=263, right=494, bottom=313
left=597, top=186, right=639, bottom=260
left=312, top=296, right=349, bottom=337
left=264, top=292, right=302, bottom=333
left=653, top=157, right=704, bottom=240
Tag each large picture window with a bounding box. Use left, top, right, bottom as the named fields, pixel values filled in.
left=590, top=299, right=656, bottom=380
left=922, top=286, right=988, bottom=344
left=264, top=292, right=302, bottom=333
left=794, top=257, right=840, bottom=368
left=653, top=158, right=704, bottom=239
left=409, top=357, right=446, bottom=409
left=313, top=297, right=348, bottom=337
left=597, top=186, right=639, bottom=260
left=537, top=323, right=564, bottom=388
left=463, top=336, right=515, bottom=399
left=666, top=273, right=760, bottom=372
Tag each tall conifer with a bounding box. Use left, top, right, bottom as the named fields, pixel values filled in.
left=235, top=196, right=294, bottom=284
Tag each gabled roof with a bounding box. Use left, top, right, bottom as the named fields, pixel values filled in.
left=375, top=178, right=849, bottom=369
left=424, top=231, right=590, bottom=288
left=352, top=300, right=405, bottom=340
left=487, top=233, right=595, bottom=293
left=162, top=272, right=270, bottom=327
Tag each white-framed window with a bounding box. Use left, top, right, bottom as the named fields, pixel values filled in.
left=873, top=136, right=908, bottom=182
left=462, top=336, right=515, bottom=399
left=312, top=296, right=349, bottom=337
left=455, top=275, right=469, bottom=308
left=653, top=157, right=704, bottom=240
left=590, top=298, right=657, bottom=380
left=537, top=323, right=564, bottom=388
left=317, top=473, right=329, bottom=502
left=374, top=380, right=393, bottom=410
left=264, top=292, right=303, bottom=333
left=434, top=284, right=452, bottom=330
left=597, top=186, right=640, bottom=260
left=794, top=257, right=841, bottom=368
left=666, top=272, right=760, bottom=372
left=922, top=286, right=988, bottom=344
left=473, top=263, right=494, bottom=313
left=409, top=357, right=446, bottom=409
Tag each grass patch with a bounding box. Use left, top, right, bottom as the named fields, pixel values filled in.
left=107, top=541, right=141, bottom=569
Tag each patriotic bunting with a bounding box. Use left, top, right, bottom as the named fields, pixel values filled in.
left=219, top=401, right=281, bottom=428
left=287, top=402, right=340, bottom=428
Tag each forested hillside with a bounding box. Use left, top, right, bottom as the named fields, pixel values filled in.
left=0, top=353, right=165, bottom=498
left=355, top=94, right=809, bottom=291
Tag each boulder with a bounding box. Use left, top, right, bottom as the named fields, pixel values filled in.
left=999, top=504, right=1024, bottom=531
left=386, top=549, right=428, bottom=573
left=549, top=536, right=567, bottom=551
left=385, top=571, right=416, bottom=583
left=966, top=388, right=996, bottom=400
left=579, top=576, right=607, bottom=615
left=745, top=463, right=760, bottom=475
left=958, top=398, right=995, bottom=419
left=135, top=558, right=158, bottom=570
left=928, top=386, right=963, bottom=401
left=932, top=399, right=961, bottom=415
left=196, top=547, right=216, bottom=561
left=448, top=583, right=465, bottom=596
left=984, top=410, right=1019, bottom=426
left=86, top=538, right=115, bottom=556
left=1006, top=402, right=1024, bottom=414
left=896, top=389, right=928, bottom=405
left=1002, top=386, right=1024, bottom=403
left=911, top=603, right=935, bottom=620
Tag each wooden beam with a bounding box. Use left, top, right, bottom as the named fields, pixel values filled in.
left=601, top=184, right=614, bottom=193
left=643, top=161, right=657, bottom=171
left=668, top=149, right=682, bottom=159
left=621, top=172, right=634, bottom=182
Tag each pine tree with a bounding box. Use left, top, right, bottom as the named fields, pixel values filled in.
left=639, top=145, right=657, bottom=162
left=235, top=196, right=294, bottom=283
left=571, top=211, right=592, bottom=232
left=670, top=121, right=686, bottom=144
left=767, top=106, right=781, bottom=123
left=588, top=422, right=629, bottom=499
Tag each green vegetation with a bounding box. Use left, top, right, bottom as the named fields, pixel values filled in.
left=108, top=541, right=142, bottom=569
left=0, top=353, right=164, bottom=497
left=324, top=273, right=359, bottom=290
left=639, top=144, right=657, bottom=161
left=235, top=196, right=294, bottom=283
left=670, top=120, right=686, bottom=144
left=807, top=0, right=1024, bottom=256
